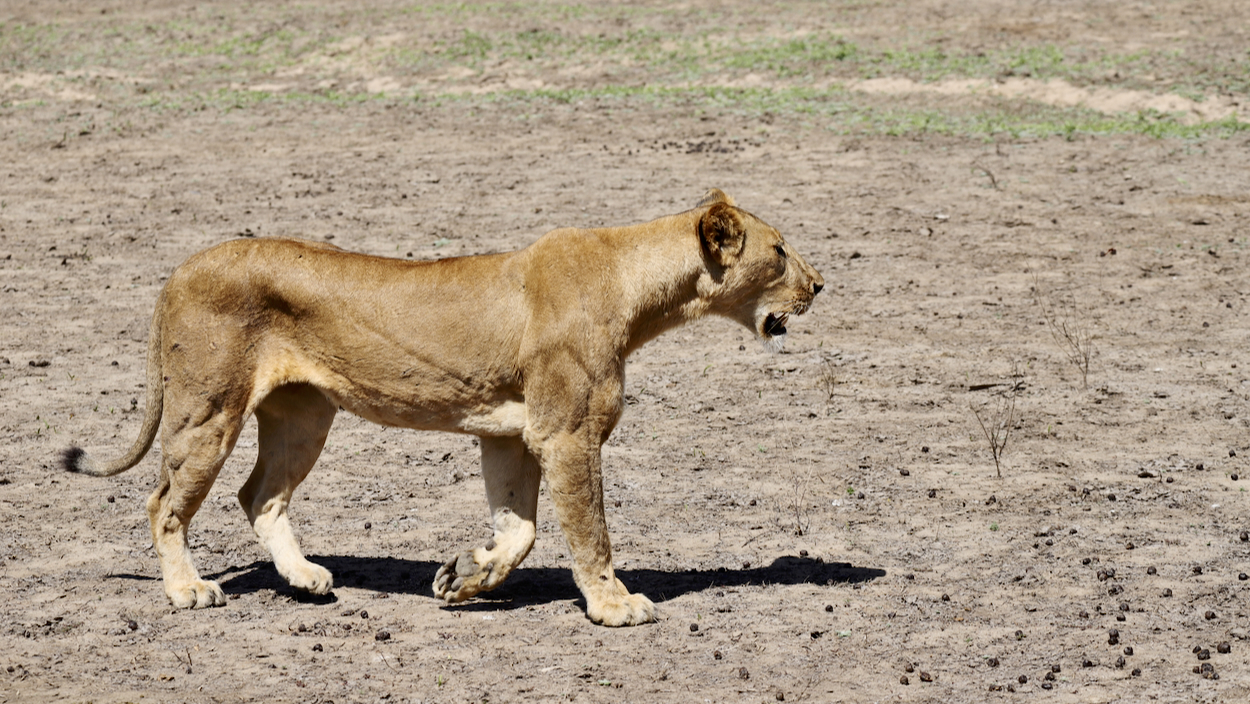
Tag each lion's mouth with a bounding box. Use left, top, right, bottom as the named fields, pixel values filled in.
left=763, top=312, right=789, bottom=337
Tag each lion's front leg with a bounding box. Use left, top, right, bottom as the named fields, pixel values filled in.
left=533, top=430, right=657, bottom=627
left=434, top=436, right=540, bottom=603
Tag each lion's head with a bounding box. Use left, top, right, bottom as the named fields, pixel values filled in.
left=695, top=189, right=824, bottom=349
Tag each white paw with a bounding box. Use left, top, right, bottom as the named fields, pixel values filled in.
left=433, top=550, right=495, bottom=603
left=587, top=591, right=658, bottom=627
left=167, top=579, right=226, bottom=609
left=284, top=561, right=334, bottom=595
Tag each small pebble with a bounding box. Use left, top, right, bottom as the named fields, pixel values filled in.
left=1017, top=675, right=1028, bottom=684
left=364, top=522, right=371, bottom=530
left=919, top=671, right=933, bottom=683
left=374, top=631, right=390, bottom=642
left=941, top=594, right=950, bottom=602
left=107, top=495, right=115, bottom=503
left=1233, top=474, right=1240, bottom=481
left=1124, top=646, right=1134, bottom=656
left=738, top=667, right=750, bottom=680
left=921, top=446, right=930, bottom=453
left=1107, top=493, right=1116, bottom=502
left=1051, top=664, right=1061, bottom=673
left=1217, top=642, right=1231, bottom=654
left=1083, top=557, right=1092, bottom=566
left=1041, top=682, right=1052, bottom=690
left=986, top=658, right=999, bottom=668
left=775, top=692, right=785, bottom=701
left=312, top=643, right=323, bottom=652
left=1082, top=659, right=1095, bottom=668
left=825, top=604, right=833, bottom=612
left=899, top=675, right=909, bottom=685
left=1116, top=656, right=1125, bottom=668
left=1205, top=611, right=1216, bottom=621
left=1241, top=531, right=1249, bottom=542
left=1241, top=573, right=1249, bottom=581
left=1147, top=566, right=1157, bottom=575
left=713, top=650, right=722, bottom=660
left=988, top=685, right=1002, bottom=692
left=799, top=549, right=808, bottom=557
left=1163, top=588, right=1173, bottom=597
left=360, top=611, right=368, bottom=620
left=1193, top=566, right=1203, bottom=575
left=1197, top=649, right=1210, bottom=661
left=1079, top=610, right=1089, bottom=619
left=1015, top=630, right=1025, bottom=640
left=900, top=469, right=910, bottom=476
left=905, top=663, right=914, bottom=673
left=1132, top=668, right=1141, bottom=676
left=689, top=623, right=699, bottom=632
left=1120, top=602, right=1130, bottom=612
left=928, top=489, right=937, bottom=498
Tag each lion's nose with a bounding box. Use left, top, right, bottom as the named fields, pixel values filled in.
left=812, top=282, right=823, bottom=296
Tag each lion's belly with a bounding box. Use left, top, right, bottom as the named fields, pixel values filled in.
left=328, top=388, right=527, bottom=438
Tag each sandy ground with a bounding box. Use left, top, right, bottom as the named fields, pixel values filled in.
left=2, top=2, right=1249, bottom=702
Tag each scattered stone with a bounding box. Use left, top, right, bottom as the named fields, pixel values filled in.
left=1051, top=664, right=1061, bottom=673
left=1017, top=675, right=1028, bottom=684
left=1217, top=642, right=1231, bottom=654
left=374, top=631, right=390, bottom=642
left=1132, top=668, right=1141, bottom=677
left=919, top=671, right=933, bottom=683
left=1108, top=629, right=1120, bottom=646
left=1197, top=649, right=1210, bottom=661
left=986, top=658, right=999, bottom=668
left=825, top=604, right=833, bottom=612
left=713, top=650, right=722, bottom=660
left=1205, top=611, right=1216, bottom=621
left=1041, top=682, right=1053, bottom=690
left=1163, top=588, right=1173, bottom=597
left=312, top=644, right=323, bottom=652
left=905, top=663, right=914, bottom=673
left=928, top=489, right=937, bottom=499
left=1147, top=566, right=1157, bottom=575
left=1116, top=656, right=1125, bottom=668
left=689, top=623, right=699, bottom=632
left=738, top=667, right=750, bottom=680
left=899, top=675, right=909, bottom=685
left=900, top=469, right=910, bottom=476
left=360, top=611, right=368, bottom=620
left=1193, top=566, right=1203, bottom=575
left=1124, top=646, right=1134, bottom=656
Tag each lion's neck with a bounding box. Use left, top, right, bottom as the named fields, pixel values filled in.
left=617, top=219, right=714, bottom=356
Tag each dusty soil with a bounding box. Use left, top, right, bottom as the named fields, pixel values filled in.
left=2, top=2, right=1249, bottom=702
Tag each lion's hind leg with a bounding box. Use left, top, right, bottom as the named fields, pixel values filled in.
left=238, top=383, right=337, bottom=595
left=148, top=395, right=247, bottom=609
left=434, top=435, right=540, bottom=603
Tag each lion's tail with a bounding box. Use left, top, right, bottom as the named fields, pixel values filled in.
left=61, top=291, right=166, bottom=477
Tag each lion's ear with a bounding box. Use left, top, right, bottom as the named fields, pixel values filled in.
left=696, top=188, right=736, bottom=208
left=698, top=202, right=745, bottom=267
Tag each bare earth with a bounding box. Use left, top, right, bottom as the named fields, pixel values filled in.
left=2, top=2, right=1249, bottom=702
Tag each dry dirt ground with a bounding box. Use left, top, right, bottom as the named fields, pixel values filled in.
left=2, top=2, right=1250, bottom=702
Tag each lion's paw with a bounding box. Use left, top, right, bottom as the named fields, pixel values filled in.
left=433, top=549, right=496, bottom=603
left=284, top=561, right=333, bottom=595
left=587, top=591, right=658, bottom=627
left=167, top=579, right=227, bottom=610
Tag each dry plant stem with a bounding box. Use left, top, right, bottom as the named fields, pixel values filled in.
left=1036, top=284, right=1094, bottom=389
left=972, top=381, right=1019, bottom=479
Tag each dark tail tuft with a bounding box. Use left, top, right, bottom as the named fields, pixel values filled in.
left=61, top=446, right=88, bottom=473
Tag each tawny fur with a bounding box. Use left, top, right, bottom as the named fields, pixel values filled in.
left=62, top=189, right=824, bottom=626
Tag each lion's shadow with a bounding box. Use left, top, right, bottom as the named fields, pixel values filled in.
left=183, top=555, right=884, bottom=610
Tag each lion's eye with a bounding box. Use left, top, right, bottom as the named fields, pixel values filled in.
left=774, top=244, right=787, bottom=258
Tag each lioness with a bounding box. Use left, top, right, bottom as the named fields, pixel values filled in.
left=62, top=189, right=823, bottom=626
